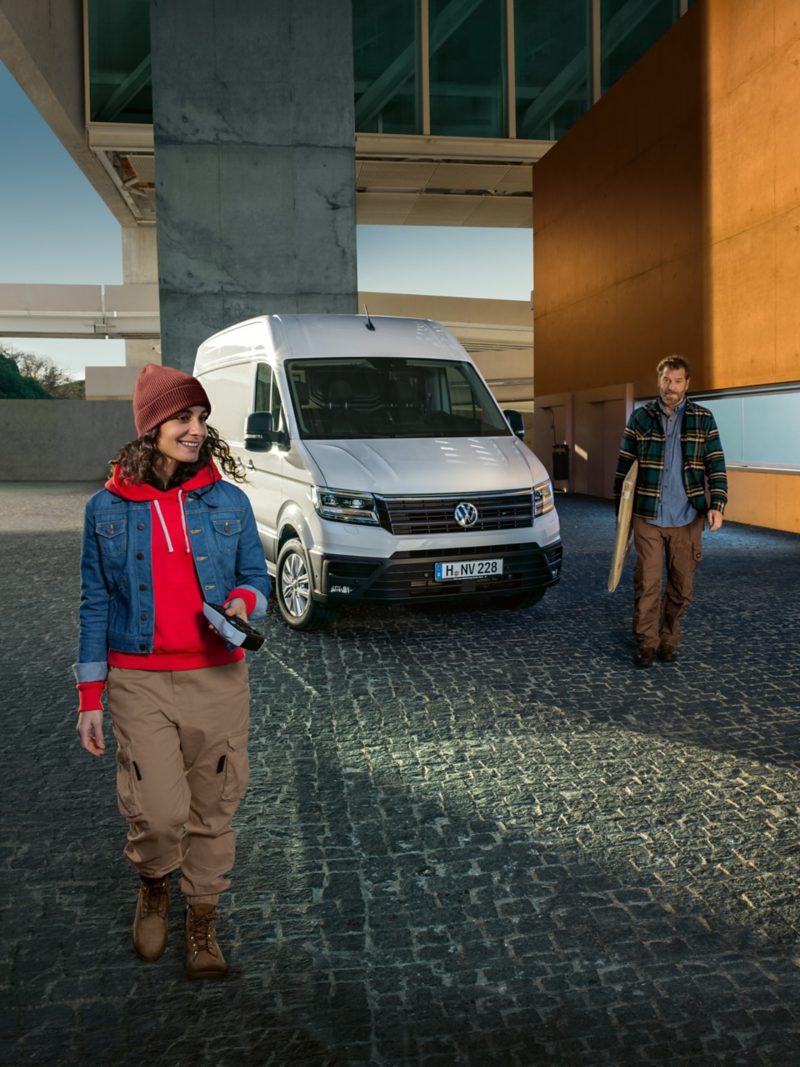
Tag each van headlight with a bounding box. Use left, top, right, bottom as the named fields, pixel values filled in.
left=534, top=478, right=554, bottom=516
left=312, top=486, right=380, bottom=525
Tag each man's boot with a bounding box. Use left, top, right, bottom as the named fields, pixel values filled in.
left=633, top=647, right=656, bottom=669
left=132, top=874, right=170, bottom=962
left=185, top=904, right=227, bottom=980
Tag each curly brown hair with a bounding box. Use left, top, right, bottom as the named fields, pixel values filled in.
left=110, top=424, right=246, bottom=489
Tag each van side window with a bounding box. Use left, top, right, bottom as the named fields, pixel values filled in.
left=255, top=362, right=284, bottom=433
left=270, top=372, right=284, bottom=432
left=255, top=362, right=271, bottom=414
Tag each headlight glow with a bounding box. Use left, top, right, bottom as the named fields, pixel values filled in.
left=312, top=486, right=380, bottom=525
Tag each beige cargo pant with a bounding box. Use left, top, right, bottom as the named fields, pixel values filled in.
left=107, top=660, right=249, bottom=904
left=632, top=513, right=705, bottom=652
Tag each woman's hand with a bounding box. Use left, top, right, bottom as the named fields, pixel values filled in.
left=207, top=596, right=249, bottom=636
left=223, top=597, right=248, bottom=623
left=76, top=710, right=106, bottom=757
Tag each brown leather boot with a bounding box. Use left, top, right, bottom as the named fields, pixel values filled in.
left=185, top=904, right=227, bottom=980
left=132, top=874, right=170, bottom=962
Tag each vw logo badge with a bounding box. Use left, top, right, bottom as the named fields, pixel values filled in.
left=454, top=502, right=478, bottom=528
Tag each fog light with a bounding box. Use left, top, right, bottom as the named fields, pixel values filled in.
left=330, top=584, right=352, bottom=594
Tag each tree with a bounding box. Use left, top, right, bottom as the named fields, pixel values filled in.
left=0, top=353, right=52, bottom=399
left=0, top=344, right=79, bottom=398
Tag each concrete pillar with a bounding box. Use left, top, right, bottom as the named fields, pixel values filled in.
left=121, top=226, right=161, bottom=367
left=149, top=0, right=358, bottom=373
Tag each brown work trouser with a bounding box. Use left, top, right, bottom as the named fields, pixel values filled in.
left=632, top=513, right=704, bottom=652
left=107, top=660, right=249, bottom=904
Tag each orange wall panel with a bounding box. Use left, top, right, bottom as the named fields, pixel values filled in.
left=535, top=0, right=800, bottom=402
left=774, top=36, right=800, bottom=216
left=533, top=0, right=800, bottom=531
left=725, top=470, right=800, bottom=534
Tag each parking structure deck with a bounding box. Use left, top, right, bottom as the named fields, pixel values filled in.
left=1, top=482, right=799, bottom=1067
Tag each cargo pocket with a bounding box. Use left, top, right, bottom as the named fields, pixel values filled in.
left=116, top=745, right=141, bottom=818
left=692, top=522, right=704, bottom=564
left=219, top=730, right=250, bottom=801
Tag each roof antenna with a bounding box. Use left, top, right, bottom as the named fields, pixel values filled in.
left=363, top=303, right=376, bottom=331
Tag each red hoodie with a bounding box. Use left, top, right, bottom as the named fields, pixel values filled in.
left=77, top=463, right=256, bottom=712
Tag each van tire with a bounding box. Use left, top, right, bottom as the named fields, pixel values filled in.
left=276, top=539, right=337, bottom=632
left=490, top=588, right=547, bottom=610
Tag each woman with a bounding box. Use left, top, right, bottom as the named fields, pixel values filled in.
left=74, top=363, right=270, bottom=979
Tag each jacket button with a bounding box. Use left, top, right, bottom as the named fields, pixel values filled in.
left=140, top=613, right=148, bottom=621
left=139, top=644, right=147, bottom=651
left=137, top=523, right=145, bottom=530
left=137, top=553, right=144, bottom=560
left=139, top=584, right=147, bottom=591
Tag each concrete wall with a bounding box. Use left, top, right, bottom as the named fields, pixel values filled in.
left=0, top=401, right=136, bottom=481
left=150, top=0, right=358, bottom=374
left=532, top=0, right=800, bottom=532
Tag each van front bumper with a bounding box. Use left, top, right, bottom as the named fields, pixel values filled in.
left=309, top=540, right=562, bottom=605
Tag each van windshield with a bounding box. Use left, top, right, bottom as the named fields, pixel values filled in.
left=285, top=357, right=509, bottom=439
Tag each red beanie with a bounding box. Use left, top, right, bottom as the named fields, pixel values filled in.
left=133, top=364, right=212, bottom=437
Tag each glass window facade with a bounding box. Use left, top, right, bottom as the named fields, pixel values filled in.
left=601, top=0, right=680, bottom=94
left=88, top=0, right=152, bottom=124
left=353, top=0, right=421, bottom=134
left=86, top=0, right=687, bottom=139
left=515, top=1, right=591, bottom=142
left=702, top=393, right=800, bottom=469
left=429, top=0, right=507, bottom=139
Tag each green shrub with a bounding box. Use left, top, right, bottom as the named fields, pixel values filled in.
left=0, top=354, right=53, bottom=399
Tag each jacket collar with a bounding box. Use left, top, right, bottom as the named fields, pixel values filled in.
left=644, top=396, right=696, bottom=418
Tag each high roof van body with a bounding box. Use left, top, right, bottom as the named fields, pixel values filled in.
left=194, top=314, right=561, bottom=630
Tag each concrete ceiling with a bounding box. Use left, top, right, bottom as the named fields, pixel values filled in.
left=86, top=126, right=551, bottom=229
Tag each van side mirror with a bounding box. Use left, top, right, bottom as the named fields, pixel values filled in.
left=503, top=409, right=525, bottom=441
left=244, top=411, right=284, bottom=451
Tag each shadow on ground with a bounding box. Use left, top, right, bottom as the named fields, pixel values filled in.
left=1, top=491, right=799, bottom=1065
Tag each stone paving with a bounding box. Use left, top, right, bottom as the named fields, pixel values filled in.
left=1, top=482, right=800, bottom=1066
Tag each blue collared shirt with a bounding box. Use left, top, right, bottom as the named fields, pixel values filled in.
left=647, top=396, right=696, bottom=528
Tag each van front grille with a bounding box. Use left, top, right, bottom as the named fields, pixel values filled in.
left=321, top=541, right=562, bottom=602
left=375, top=490, right=533, bottom=536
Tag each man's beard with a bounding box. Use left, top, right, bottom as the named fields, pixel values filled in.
left=660, top=387, right=686, bottom=408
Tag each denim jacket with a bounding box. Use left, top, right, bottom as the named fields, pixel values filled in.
left=74, top=479, right=270, bottom=683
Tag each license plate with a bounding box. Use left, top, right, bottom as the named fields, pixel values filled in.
left=435, top=558, right=504, bottom=580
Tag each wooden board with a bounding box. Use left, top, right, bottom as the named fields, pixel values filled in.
left=608, top=460, right=638, bottom=592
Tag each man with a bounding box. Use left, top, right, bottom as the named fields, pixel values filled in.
left=613, top=356, right=727, bottom=668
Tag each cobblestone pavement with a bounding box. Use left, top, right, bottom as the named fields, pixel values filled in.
left=2, top=482, right=800, bottom=1067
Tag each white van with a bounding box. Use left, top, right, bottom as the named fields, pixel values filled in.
left=193, top=314, right=562, bottom=631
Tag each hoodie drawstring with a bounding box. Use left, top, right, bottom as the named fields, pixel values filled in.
left=153, top=495, right=191, bottom=555
left=178, top=490, right=191, bottom=553
left=152, top=500, right=173, bottom=553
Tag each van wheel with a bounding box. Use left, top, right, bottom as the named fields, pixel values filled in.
left=490, top=588, right=547, bottom=610
left=276, top=539, right=337, bottom=632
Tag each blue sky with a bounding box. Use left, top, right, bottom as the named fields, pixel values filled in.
left=0, top=61, right=533, bottom=379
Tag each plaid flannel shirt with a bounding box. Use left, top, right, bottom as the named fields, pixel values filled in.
left=613, top=399, right=728, bottom=520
